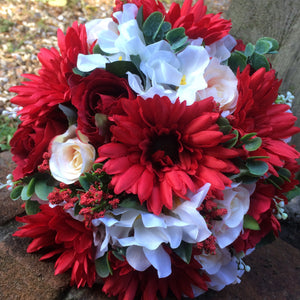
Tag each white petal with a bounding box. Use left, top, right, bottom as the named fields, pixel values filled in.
left=141, top=213, right=166, bottom=228
left=126, top=245, right=151, bottom=271
left=143, top=245, right=172, bottom=278
left=77, top=53, right=107, bottom=72
left=135, top=220, right=169, bottom=250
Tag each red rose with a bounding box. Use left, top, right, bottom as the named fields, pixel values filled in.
left=10, top=109, right=68, bottom=180
left=70, top=69, right=135, bottom=148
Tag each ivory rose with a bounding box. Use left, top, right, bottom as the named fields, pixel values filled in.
left=49, top=125, right=96, bottom=184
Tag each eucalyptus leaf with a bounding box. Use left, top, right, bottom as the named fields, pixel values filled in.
left=173, top=241, right=193, bottom=264
left=72, top=67, right=90, bottom=77
left=93, top=44, right=112, bottom=56
left=10, top=185, right=23, bottom=200
left=243, top=214, right=260, bottom=230
left=35, top=180, right=54, bottom=201
left=136, top=5, right=144, bottom=29
left=224, top=129, right=239, bottom=148
left=106, top=61, right=140, bottom=78
left=255, top=39, right=272, bottom=55
left=258, top=37, right=279, bottom=53
left=25, top=199, right=40, bottom=215
left=95, top=254, right=112, bottom=278
left=228, top=51, right=247, bottom=74
left=285, top=186, right=300, bottom=201
left=27, top=177, right=36, bottom=197
left=246, top=160, right=269, bottom=176
left=244, top=137, right=262, bottom=151
left=249, top=52, right=270, bottom=71
left=79, top=175, right=91, bottom=191
left=21, top=185, right=31, bottom=201
left=244, top=43, right=255, bottom=57
left=240, top=132, right=257, bottom=142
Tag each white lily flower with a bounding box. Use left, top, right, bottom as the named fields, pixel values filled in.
left=211, top=183, right=253, bottom=248
left=205, top=35, right=237, bottom=62
left=92, top=183, right=211, bottom=278
left=193, top=246, right=244, bottom=296
left=85, top=18, right=118, bottom=46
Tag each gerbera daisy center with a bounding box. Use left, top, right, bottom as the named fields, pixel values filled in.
left=148, top=132, right=181, bottom=168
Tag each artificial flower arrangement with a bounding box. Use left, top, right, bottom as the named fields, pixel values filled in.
left=7, top=0, right=300, bottom=299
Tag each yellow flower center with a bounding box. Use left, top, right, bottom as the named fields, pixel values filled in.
left=180, top=75, right=187, bottom=85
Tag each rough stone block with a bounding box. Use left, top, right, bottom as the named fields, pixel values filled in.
left=0, top=151, right=24, bottom=225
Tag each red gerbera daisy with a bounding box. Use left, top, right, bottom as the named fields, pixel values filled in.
left=13, top=205, right=96, bottom=288
left=227, top=66, right=300, bottom=175
left=9, top=22, right=89, bottom=124
left=165, top=0, right=232, bottom=45
left=97, top=96, right=240, bottom=215
left=102, top=248, right=210, bottom=300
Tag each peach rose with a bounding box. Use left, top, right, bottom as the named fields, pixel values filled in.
left=49, top=125, right=96, bottom=184
left=197, top=58, right=238, bottom=116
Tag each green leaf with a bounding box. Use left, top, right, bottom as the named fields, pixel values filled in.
left=257, top=37, right=279, bottom=53
left=142, top=12, right=164, bottom=43
left=93, top=163, right=103, bottom=171
left=136, top=6, right=144, bottom=30
left=142, top=12, right=171, bottom=44
left=166, top=27, right=188, bottom=52
left=219, top=125, right=232, bottom=135
left=285, top=186, right=300, bottom=201
left=10, top=185, right=23, bottom=200
left=106, top=60, right=140, bottom=78
left=130, top=54, right=146, bottom=86
left=244, top=43, right=255, bottom=57
left=217, top=117, right=230, bottom=126
left=27, top=177, right=36, bottom=197
left=255, top=39, right=272, bottom=55
left=173, top=241, right=193, bottom=264
left=35, top=180, right=54, bottom=201
left=228, top=51, right=247, bottom=73
left=249, top=52, right=270, bottom=71
left=79, top=175, right=91, bottom=191
left=243, top=214, right=260, bottom=230
left=240, top=176, right=260, bottom=184
left=240, top=132, right=257, bottom=142
left=119, top=197, right=144, bottom=210
left=246, top=160, right=269, bottom=176
left=95, top=253, right=112, bottom=278
left=72, top=67, right=90, bottom=77
left=224, top=129, right=239, bottom=148
left=278, top=168, right=291, bottom=181
left=93, top=44, right=113, bottom=56
left=112, top=250, right=125, bottom=261
left=74, top=201, right=82, bottom=215
left=25, top=199, right=40, bottom=215
left=21, top=185, right=31, bottom=201
left=255, top=231, right=276, bottom=249
left=247, top=156, right=269, bottom=160
left=266, top=176, right=283, bottom=190
left=244, top=137, right=262, bottom=151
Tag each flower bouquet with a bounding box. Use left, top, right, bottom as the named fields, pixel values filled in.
left=7, top=0, right=300, bottom=299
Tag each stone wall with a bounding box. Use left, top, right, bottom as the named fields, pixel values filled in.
left=226, top=0, right=300, bottom=150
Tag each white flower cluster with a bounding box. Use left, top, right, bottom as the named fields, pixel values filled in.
left=78, top=3, right=238, bottom=114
